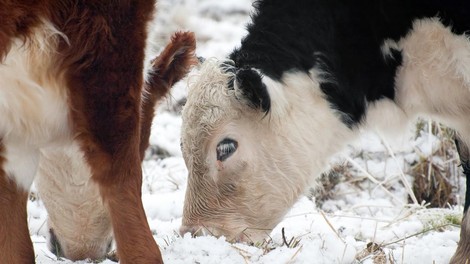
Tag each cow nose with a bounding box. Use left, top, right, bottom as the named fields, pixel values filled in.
left=179, top=224, right=204, bottom=237
left=48, top=228, right=64, bottom=257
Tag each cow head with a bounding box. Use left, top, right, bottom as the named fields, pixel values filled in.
left=180, top=59, right=354, bottom=243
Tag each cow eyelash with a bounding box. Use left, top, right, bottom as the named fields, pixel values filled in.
left=216, top=138, right=238, bottom=162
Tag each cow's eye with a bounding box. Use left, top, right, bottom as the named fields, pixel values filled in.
left=216, top=138, right=238, bottom=162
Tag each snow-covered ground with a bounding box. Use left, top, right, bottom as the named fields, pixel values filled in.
left=32, top=1, right=464, bottom=263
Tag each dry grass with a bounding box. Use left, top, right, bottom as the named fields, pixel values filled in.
left=310, top=164, right=351, bottom=207
left=411, top=158, right=456, bottom=207
left=354, top=242, right=388, bottom=264
left=307, top=119, right=462, bottom=263
left=409, top=120, right=459, bottom=208
left=312, top=119, right=462, bottom=210
left=281, top=228, right=302, bottom=249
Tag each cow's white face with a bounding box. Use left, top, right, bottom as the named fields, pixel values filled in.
left=36, top=144, right=113, bottom=261
left=180, top=59, right=356, bottom=242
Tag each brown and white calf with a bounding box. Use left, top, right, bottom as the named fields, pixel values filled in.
left=36, top=32, right=196, bottom=261
left=0, top=1, right=195, bottom=263
left=180, top=0, right=470, bottom=263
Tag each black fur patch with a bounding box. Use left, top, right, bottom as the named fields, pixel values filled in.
left=48, top=228, right=64, bottom=257
left=229, top=0, right=470, bottom=127
left=235, top=68, right=271, bottom=112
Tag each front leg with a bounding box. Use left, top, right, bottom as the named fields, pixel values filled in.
left=76, top=125, right=162, bottom=264
left=0, top=142, right=38, bottom=264
left=72, top=74, right=163, bottom=264
left=0, top=174, right=33, bottom=264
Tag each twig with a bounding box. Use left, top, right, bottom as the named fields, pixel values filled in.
left=281, top=228, right=289, bottom=247
left=286, top=211, right=393, bottom=223
left=379, top=136, right=419, bottom=205
left=231, top=245, right=251, bottom=264
left=287, top=245, right=303, bottom=264
left=382, top=223, right=457, bottom=247
left=319, top=210, right=345, bottom=244
left=401, top=240, right=405, bottom=264
left=340, top=243, right=348, bottom=264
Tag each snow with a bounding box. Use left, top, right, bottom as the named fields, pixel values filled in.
left=32, top=0, right=463, bottom=263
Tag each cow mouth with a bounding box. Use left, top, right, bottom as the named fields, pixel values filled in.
left=179, top=223, right=270, bottom=244
left=48, top=228, right=113, bottom=261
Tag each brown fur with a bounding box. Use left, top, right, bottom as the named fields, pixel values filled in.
left=97, top=32, right=196, bottom=262
left=49, top=2, right=161, bottom=262
left=0, top=143, right=35, bottom=264
left=0, top=0, right=45, bottom=60
left=140, top=31, right=198, bottom=158
left=451, top=210, right=470, bottom=264
left=0, top=1, right=197, bottom=263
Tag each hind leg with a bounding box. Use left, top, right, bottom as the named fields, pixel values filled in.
left=450, top=133, right=470, bottom=263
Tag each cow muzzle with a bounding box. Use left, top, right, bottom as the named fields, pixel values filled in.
left=179, top=223, right=260, bottom=244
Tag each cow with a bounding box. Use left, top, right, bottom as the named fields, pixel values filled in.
left=0, top=1, right=196, bottom=263
left=179, top=0, right=470, bottom=263
left=35, top=31, right=196, bottom=261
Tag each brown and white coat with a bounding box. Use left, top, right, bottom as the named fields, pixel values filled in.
left=0, top=1, right=196, bottom=263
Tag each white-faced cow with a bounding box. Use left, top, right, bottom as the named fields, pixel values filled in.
left=0, top=1, right=196, bottom=263
left=180, top=0, right=470, bottom=263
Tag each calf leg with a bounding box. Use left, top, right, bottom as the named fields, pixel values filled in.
left=80, top=137, right=161, bottom=264
left=68, top=36, right=163, bottom=264
left=71, top=81, right=162, bottom=263
left=95, top=32, right=196, bottom=262
left=0, top=175, right=33, bottom=264
left=0, top=142, right=38, bottom=263
left=450, top=133, right=470, bottom=263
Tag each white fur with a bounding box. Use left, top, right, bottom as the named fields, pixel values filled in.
left=36, top=142, right=112, bottom=260
left=182, top=60, right=357, bottom=242
left=364, top=99, right=411, bottom=139
left=0, top=18, right=116, bottom=261
left=380, top=38, right=400, bottom=59
left=0, top=21, right=71, bottom=190
left=263, top=69, right=357, bottom=188
left=3, top=140, right=40, bottom=189
left=394, top=18, right=470, bottom=143
left=260, top=75, right=289, bottom=118
left=371, top=18, right=470, bottom=144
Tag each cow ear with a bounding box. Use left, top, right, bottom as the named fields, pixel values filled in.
left=234, top=68, right=271, bottom=113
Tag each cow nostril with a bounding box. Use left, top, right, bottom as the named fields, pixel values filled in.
left=48, top=228, right=64, bottom=257
left=179, top=225, right=205, bottom=237
left=179, top=225, right=193, bottom=236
